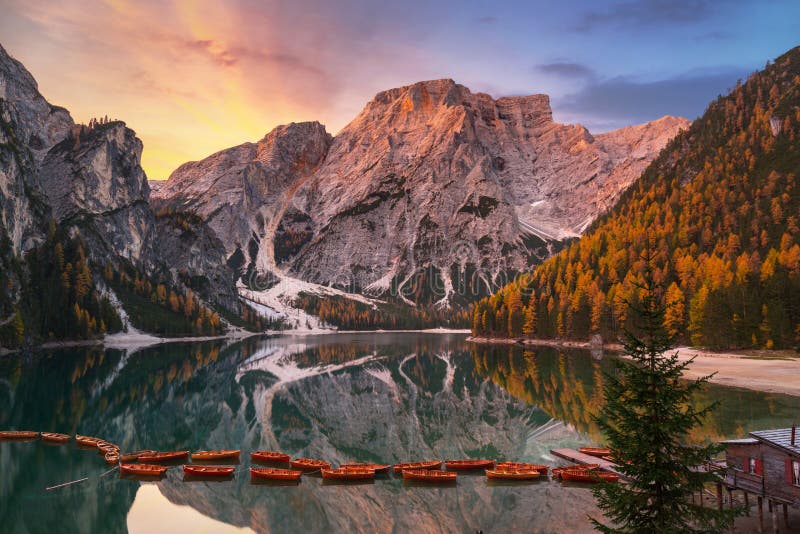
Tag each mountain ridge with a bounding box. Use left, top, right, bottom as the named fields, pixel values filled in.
left=153, top=78, right=688, bottom=311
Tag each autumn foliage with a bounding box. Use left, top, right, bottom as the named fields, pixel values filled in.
left=472, top=47, right=800, bottom=350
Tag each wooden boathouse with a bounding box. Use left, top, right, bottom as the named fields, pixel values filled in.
left=721, top=425, right=800, bottom=531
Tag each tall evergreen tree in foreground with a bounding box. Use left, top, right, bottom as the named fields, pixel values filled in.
left=591, top=251, right=740, bottom=533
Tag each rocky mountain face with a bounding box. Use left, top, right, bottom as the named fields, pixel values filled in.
left=0, top=44, right=72, bottom=252
left=0, top=43, right=239, bottom=330
left=39, top=121, right=156, bottom=265
left=154, top=79, right=688, bottom=305
left=152, top=122, right=332, bottom=276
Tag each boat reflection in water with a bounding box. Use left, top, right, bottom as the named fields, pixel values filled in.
left=2, top=333, right=799, bottom=533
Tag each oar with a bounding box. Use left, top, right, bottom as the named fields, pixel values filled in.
left=46, top=465, right=119, bottom=490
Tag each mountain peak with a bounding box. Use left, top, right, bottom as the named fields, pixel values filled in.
left=154, top=77, right=689, bottom=305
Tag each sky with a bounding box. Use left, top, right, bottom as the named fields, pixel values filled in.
left=1, top=0, right=798, bottom=180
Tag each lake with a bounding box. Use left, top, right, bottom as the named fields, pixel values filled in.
left=1, top=333, right=798, bottom=533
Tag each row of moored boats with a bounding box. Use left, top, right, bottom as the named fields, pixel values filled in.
left=0, top=431, right=619, bottom=484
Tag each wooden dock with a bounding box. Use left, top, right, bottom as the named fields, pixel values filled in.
left=550, top=448, right=629, bottom=480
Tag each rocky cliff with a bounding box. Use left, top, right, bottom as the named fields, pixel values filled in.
left=0, top=43, right=72, bottom=253
left=152, top=121, right=332, bottom=276
left=0, top=43, right=239, bottom=338
left=154, top=79, right=689, bottom=305
left=39, top=121, right=156, bottom=265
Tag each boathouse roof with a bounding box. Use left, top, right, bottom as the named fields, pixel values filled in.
left=720, top=437, right=759, bottom=445
left=749, top=428, right=800, bottom=455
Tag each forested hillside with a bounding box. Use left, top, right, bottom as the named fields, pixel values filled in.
left=472, top=46, right=800, bottom=350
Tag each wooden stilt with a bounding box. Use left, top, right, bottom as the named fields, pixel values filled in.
left=768, top=499, right=773, bottom=513
left=717, top=483, right=723, bottom=511
left=700, top=487, right=704, bottom=507
left=758, top=496, right=764, bottom=533
left=727, top=488, right=733, bottom=509
left=783, top=503, right=789, bottom=527
left=744, top=492, right=750, bottom=516
left=770, top=501, right=778, bottom=534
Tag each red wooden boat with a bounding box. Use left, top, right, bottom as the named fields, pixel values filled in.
left=191, top=450, right=240, bottom=461
left=119, top=450, right=156, bottom=462
left=551, top=464, right=600, bottom=478
left=183, top=465, right=235, bottom=477
left=250, top=467, right=303, bottom=481
left=486, top=469, right=541, bottom=480
left=75, top=435, right=103, bottom=447
left=120, top=463, right=168, bottom=476
left=41, top=432, right=70, bottom=443
left=495, top=462, right=549, bottom=474
left=289, top=458, right=331, bottom=470
left=444, top=459, right=495, bottom=470
left=560, top=469, right=618, bottom=483
left=393, top=460, right=441, bottom=472
left=340, top=463, right=391, bottom=474
left=0, top=430, right=39, bottom=440
left=251, top=451, right=291, bottom=463
left=321, top=468, right=375, bottom=481
left=138, top=450, right=190, bottom=462
left=105, top=451, right=120, bottom=465
left=579, top=447, right=612, bottom=458
left=402, top=469, right=457, bottom=483
left=98, top=443, right=120, bottom=455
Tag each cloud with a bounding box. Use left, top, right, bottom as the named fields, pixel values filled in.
left=554, top=67, right=750, bottom=131
left=573, top=0, right=733, bottom=32
left=535, top=62, right=596, bottom=80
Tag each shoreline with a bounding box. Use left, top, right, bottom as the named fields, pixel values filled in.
left=468, top=335, right=800, bottom=397
left=0, top=327, right=472, bottom=356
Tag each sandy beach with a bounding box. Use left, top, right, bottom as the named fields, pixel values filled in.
left=673, top=347, right=800, bottom=397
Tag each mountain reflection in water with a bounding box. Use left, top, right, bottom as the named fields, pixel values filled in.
left=1, top=333, right=799, bottom=533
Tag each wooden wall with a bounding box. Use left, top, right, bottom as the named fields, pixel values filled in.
left=724, top=441, right=800, bottom=504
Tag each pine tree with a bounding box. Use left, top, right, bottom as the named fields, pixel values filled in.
left=591, top=256, right=740, bottom=533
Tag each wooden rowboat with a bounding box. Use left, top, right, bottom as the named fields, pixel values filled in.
left=560, top=469, right=618, bottom=483
left=138, top=450, right=190, bottom=462
left=445, top=459, right=495, bottom=470
left=393, top=460, right=441, bottom=472
left=402, top=469, right=457, bottom=483
left=340, top=463, right=391, bottom=474
left=0, top=430, right=39, bottom=440
left=579, top=447, right=612, bottom=458
left=98, top=443, right=120, bottom=455
left=250, top=467, right=303, bottom=481
left=105, top=451, right=120, bottom=465
left=496, top=462, right=549, bottom=474
left=321, top=468, right=375, bottom=481
left=551, top=464, right=600, bottom=478
left=41, top=432, right=70, bottom=443
left=251, top=451, right=291, bottom=463
left=75, top=435, right=103, bottom=447
left=119, top=450, right=156, bottom=462
left=486, top=469, right=540, bottom=481
left=183, top=465, right=235, bottom=477
left=289, top=458, right=331, bottom=470
left=191, top=450, right=240, bottom=461
left=120, top=463, right=168, bottom=476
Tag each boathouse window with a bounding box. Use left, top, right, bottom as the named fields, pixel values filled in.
left=749, top=457, right=763, bottom=475
left=788, top=459, right=800, bottom=486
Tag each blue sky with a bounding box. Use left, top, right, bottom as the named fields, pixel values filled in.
left=1, top=0, right=797, bottom=178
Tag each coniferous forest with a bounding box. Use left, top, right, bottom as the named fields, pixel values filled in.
left=0, top=223, right=122, bottom=346
left=472, top=47, right=800, bottom=350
